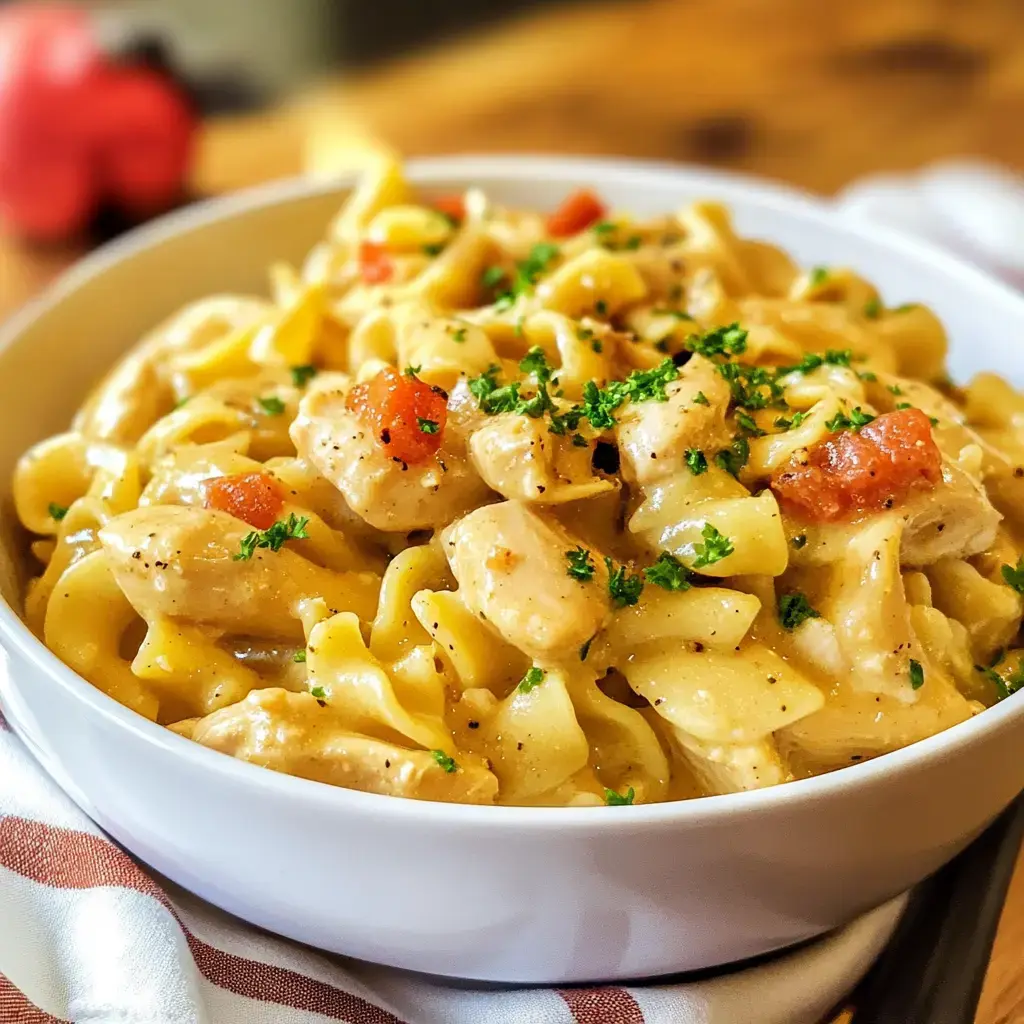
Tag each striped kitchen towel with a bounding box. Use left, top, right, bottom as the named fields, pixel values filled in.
left=0, top=708, right=903, bottom=1024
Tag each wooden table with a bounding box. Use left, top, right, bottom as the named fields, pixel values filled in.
left=3, top=1, right=1024, bottom=1018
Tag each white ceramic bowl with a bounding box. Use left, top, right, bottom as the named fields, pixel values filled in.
left=2, top=156, right=1024, bottom=985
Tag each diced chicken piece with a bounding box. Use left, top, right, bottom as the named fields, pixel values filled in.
left=669, top=728, right=788, bottom=794
left=290, top=376, right=490, bottom=532
left=899, top=457, right=1001, bottom=566
left=443, top=501, right=613, bottom=661
left=468, top=414, right=615, bottom=504
left=192, top=688, right=498, bottom=804
left=616, top=355, right=731, bottom=485
left=98, top=505, right=378, bottom=640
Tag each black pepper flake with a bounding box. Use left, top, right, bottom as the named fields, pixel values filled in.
left=385, top=759, right=391, bottom=768
left=516, top=742, right=524, bottom=751
left=468, top=720, right=480, bottom=729
left=380, top=428, right=391, bottom=444
left=693, top=642, right=704, bottom=652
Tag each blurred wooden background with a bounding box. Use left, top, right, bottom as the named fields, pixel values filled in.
left=4, top=1, right=1024, bottom=1017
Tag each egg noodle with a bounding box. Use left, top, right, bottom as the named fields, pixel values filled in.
left=14, top=157, right=1024, bottom=806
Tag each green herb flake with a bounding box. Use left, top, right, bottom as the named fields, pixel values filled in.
left=774, top=411, right=808, bottom=431
left=863, top=298, right=882, bottom=319
left=518, top=667, right=546, bottom=694
left=417, top=417, right=440, bottom=434
left=858, top=371, right=878, bottom=382
left=692, top=390, right=710, bottom=406
left=809, top=266, right=829, bottom=286
left=595, top=299, right=608, bottom=316
left=604, top=786, right=635, bottom=806
left=691, top=523, right=734, bottom=569
left=778, top=592, right=820, bottom=631
left=423, top=242, right=445, bottom=256
left=566, top=546, right=597, bottom=582
left=405, top=364, right=422, bottom=377
left=451, top=327, right=467, bottom=343
left=644, top=552, right=691, bottom=592
left=294, top=650, right=307, bottom=663
left=519, top=345, right=553, bottom=384
left=1001, top=557, right=1024, bottom=595
left=310, top=685, right=326, bottom=699
left=257, top=395, right=286, bottom=416
left=431, top=749, right=459, bottom=773
left=687, top=322, right=748, bottom=358
left=685, top=448, right=708, bottom=475
left=571, top=432, right=589, bottom=448
left=605, top=557, right=644, bottom=608
left=714, top=437, right=750, bottom=478
left=888, top=384, right=903, bottom=396
left=290, top=364, right=318, bottom=387
left=825, top=407, right=876, bottom=432
left=234, top=513, right=310, bottom=561
left=893, top=303, right=918, bottom=314
left=481, top=265, right=506, bottom=290
left=591, top=339, right=603, bottom=353
left=48, top=502, right=69, bottom=522
left=593, top=221, right=617, bottom=236
left=735, top=410, right=766, bottom=437
left=909, top=659, right=925, bottom=690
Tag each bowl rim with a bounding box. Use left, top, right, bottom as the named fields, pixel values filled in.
left=4, top=152, right=1024, bottom=830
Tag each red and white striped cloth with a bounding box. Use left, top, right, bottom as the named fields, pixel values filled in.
left=0, top=707, right=904, bottom=1024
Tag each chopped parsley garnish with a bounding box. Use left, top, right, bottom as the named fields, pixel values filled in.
left=691, top=523, right=734, bottom=568
left=888, top=384, right=903, bottom=396
left=858, top=371, right=878, bottom=382
left=591, top=339, right=603, bottom=353
left=909, top=659, right=924, bottom=690
left=643, top=552, right=691, bottom=592
left=519, top=345, right=553, bottom=384
left=778, top=592, right=820, bottom=630
left=48, top=502, right=68, bottom=521
left=652, top=308, right=694, bottom=321
left=290, top=364, right=318, bottom=387
left=605, top=557, right=644, bottom=607
left=593, top=221, right=617, bottom=236
left=717, top=362, right=784, bottom=410
left=714, top=437, right=750, bottom=478
left=405, top=364, right=422, bottom=377
left=893, top=303, right=918, bottom=314
left=571, top=432, right=589, bottom=447
left=417, top=417, right=440, bottom=434
left=863, top=298, right=882, bottom=319
left=518, top=667, right=546, bottom=693
left=257, top=395, right=286, bottom=416
left=809, top=266, right=829, bottom=286
left=423, top=242, right=445, bottom=256
left=481, top=265, right=506, bottom=290
left=581, top=358, right=679, bottom=429
left=895, top=402, right=911, bottom=410
left=735, top=410, right=765, bottom=437
left=310, top=685, right=326, bottom=699
left=1001, top=557, right=1024, bottom=595
left=431, top=749, right=459, bottom=773
left=774, top=411, right=808, bottom=431
left=451, top=327, right=467, bottom=343
left=692, top=390, right=710, bottom=406
left=234, top=513, right=309, bottom=561
left=489, top=242, right=561, bottom=307
left=566, top=546, right=597, bottom=582
left=685, top=448, right=708, bottom=475
left=792, top=534, right=808, bottom=549
left=604, top=786, right=635, bottom=806
left=294, top=650, right=307, bottom=663
left=776, top=350, right=852, bottom=376
left=825, top=407, right=876, bottom=432
left=687, top=322, right=748, bottom=358
left=174, top=396, right=191, bottom=409
left=595, top=299, right=608, bottom=316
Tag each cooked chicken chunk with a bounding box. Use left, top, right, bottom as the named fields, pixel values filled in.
left=615, top=355, right=732, bottom=485
left=191, top=688, right=498, bottom=803
left=443, top=501, right=613, bottom=661
left=99, top=505, right=378, bottom=640
left=290, top=375, right=490, bottom=532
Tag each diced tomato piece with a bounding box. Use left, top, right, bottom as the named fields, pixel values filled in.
left=203, top=472, right=285, bottom=530
left=359, top=241, right=394, bottom=284
left=346, top=366, right=447, bottom=465
left=771, top=408, right=942, bottom=523
left=433, top=194, right=466, bottom=223
left=546, top=188, right=607, bottom=237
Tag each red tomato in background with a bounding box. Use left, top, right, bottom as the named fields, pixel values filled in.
left=0, top=3, right=196, bottom=241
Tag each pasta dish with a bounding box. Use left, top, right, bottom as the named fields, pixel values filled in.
left=14, top=158, right=1024, bottom=807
